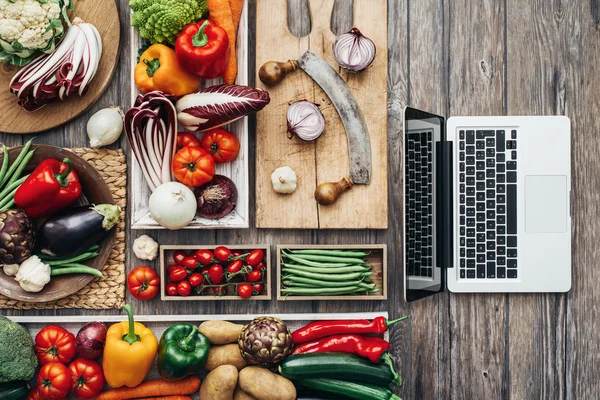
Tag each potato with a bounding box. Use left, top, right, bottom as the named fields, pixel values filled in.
left=205, top=344, right=248, bottom=371
left=234, top=385, right=258, bottom=400
left=238, top=366, right=296, bottom=400
left=199, top=320, right=244, bottom=345
left=199, top=364, right=238, bottom=400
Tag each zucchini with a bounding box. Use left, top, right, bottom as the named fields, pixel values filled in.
left=0, top=381, right=29, bottom=400
left=294, top=378, right=400, bottom=400
left=279, top=353, right=400, bottom=387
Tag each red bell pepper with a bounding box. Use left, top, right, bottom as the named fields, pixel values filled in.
left=291, top=316, right=409, bottom=344
left=14, top=158, right=82, bottom=218
left=175, top=20, right=230, bottom=79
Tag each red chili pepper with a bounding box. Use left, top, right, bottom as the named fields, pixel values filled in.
left=291, top=316, right=409, bottom=344
left=292, top=334, right=390, bottom=363
left=175, top=20, right=230, bottom=79
left=14, top=158, right=82, bottom=218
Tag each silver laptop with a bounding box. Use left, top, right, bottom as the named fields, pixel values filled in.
left=403, top=107, right=571, bottom=302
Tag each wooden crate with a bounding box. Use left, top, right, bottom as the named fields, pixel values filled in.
left=160, top=245, right=271, bottom=301
left=276, top=244, right=387, bottom=301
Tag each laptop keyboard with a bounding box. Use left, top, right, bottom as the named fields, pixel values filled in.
left=405, top=131, right=434, bottom=278
left=458, top=129, right=518, bottom=280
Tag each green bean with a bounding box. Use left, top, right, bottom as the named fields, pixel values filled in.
left=281, top=286, right=365, bottom=295
left=0, top=199, right=14, bottom=211
left=282, top=252, right=353, bottom=268
left=50, top=265, right=103, bottom=277
left=0, top=139, right=33, bottom=188
left=0, top=175, right=28, bottom=203
left=38, top=244, right=102, bottom=261
left=283, top=275, right=367, bottom=288
left=360, top=272, right=374, bottom=278
left=283, top=251, right=366, bottom=265
left=282, top=268, right=362, bottom=281
left=4, top=149, right=35, bottom=190
left=289, top=249, right=369, bottom=257
left=86, top=244, right=101, bottom=252
left=282, top=262, right=369, bottom=274
left=0, top=187, right=18, bottom=209
left=46, top=252, right=99, bottom=266
left=0, top=145, right=9, bottom=187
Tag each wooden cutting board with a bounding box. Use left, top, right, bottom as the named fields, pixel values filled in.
left=0, top=0, right=120, bottom=134
left=255, top=0, right=388, bottom=229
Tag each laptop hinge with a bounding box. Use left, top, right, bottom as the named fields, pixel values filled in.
left=441, top=140, right=453, bottom=269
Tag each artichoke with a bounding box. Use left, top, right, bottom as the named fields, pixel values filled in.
left=0, top=209, right=35, bottom=265
left=238, top=316, right=293, bottom=367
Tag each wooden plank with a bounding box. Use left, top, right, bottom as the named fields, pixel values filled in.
left=447, top=0, right=507, bottom=399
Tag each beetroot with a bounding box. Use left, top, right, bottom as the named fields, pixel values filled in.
left=195, top=175, right=238, bottom=219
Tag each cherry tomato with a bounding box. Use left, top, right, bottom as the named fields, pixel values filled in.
left=254, top=261, right=266, bottom=271
left=237, top=283, right=253, bottom=299
left=173, top=250, right=187, bottom=265
left=177, top=280, right=192, bottom=296
left=68, top=358, right=105, bottom=399
left=195, top=249, right=214, bottom=265
left=189, top=272, right=204, bottom=287
left=208, top=264, right=224, bottom=284
left=213, top=285, right=226, bottom=296
left=246, top=249, right=264, bottom=267
left=247, top=270, right=262, bottom=283
left=166, top=282, right=178, bottom=296
left=232, top=251, right=242, bottom=257
left=34, top=326, right=76, bottom=365
left=182, top=256, right=199, bottom=270
left=168, top=265, right=188, bottom=282
left=227, top=259, right=243, bottom=274
left=127, top=266, right=160, bottom=301
left=214, top=246, right=232, bottom=262
left=37, top=362, right=71, bottom=399
left=252, top=283, right=264, bottom=295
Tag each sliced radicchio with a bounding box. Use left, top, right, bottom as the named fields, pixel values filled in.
left=176, top=84, right=271, bottom=132
left=125, top=91, right=178, bottom=192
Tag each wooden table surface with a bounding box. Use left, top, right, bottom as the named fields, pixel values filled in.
left=2, top=1, right=600, bottom=399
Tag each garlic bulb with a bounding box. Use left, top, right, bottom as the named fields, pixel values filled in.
left=286, top=101, right=325, bottom=141
left=133, top=235, right=159, bottom=261
left=2, top=264, right=19, bottom=276
left=15, top=256, right=51, bottom=293
left=87, top=107, right=124, bottom=148
left=271, top=166, right=297, bottom=194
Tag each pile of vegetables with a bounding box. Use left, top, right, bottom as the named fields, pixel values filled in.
left=163, top=246, right=266, bottom=298
left=281, top=248, right=381, bottom=297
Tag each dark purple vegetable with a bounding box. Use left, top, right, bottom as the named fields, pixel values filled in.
left=36, top=204, right=120, bottom=257
left=176, top=84, right=270, bottom=132
left=194, top=175, right=238, bottom=219
left=76, top=321, right=107, bottom=359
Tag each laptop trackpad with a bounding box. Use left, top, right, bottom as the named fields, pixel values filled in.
left=525, top=176, right=568, bottom=233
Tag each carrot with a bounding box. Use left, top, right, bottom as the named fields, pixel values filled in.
left=207, top=0, right=237, bottom=84
left=138, top=397, right=193, bottom=400
left=229, top=0, right=244, bottom=34
left=96, top=377, right=201, bottom=400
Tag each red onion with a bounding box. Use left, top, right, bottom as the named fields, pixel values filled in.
left=9, top=18, right=103, bottom=112
left=286, top=100, right=325, bottom=141
left=332, top=27, right=376, bottom=72
left=194, top=175, right=238, bottom=219
left=75, top=321, right=107, bottom=360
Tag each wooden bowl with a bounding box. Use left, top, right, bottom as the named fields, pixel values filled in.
left=0, top=145, right=116, bottom=303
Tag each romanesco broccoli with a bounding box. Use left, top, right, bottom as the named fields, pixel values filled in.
left=0, top=315, right=38, bottom=383
left=130, top=0, right=209, bottom=45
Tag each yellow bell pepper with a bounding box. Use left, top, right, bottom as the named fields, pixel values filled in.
left=135, top=44, right=201, bottom=97
left=103, top=304, right=158, bottom=388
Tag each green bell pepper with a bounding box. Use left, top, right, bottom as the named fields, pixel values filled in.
left=157, top=323, right=210, bottom=380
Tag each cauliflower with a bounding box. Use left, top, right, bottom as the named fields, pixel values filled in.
left=0, top=0, right=71, bottom=66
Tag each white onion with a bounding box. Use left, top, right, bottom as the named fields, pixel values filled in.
left=286, top=101, right=325, bottom=141
left=149, top=182, right=197, bottom=230
left=333, top=27, right=376, bottom=72
left=87, top=107, right=124, bottom=148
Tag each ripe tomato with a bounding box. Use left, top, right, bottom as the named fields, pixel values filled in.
left=173, top=250, right=187, bottom=265
left=208, top=264, right=224, bottom=284
left=27, top=387, right=66, bottom=400
left=168, top=265, right=188, bottom=282
left=166, top=282, right=178, bottom=296
left=252, top=283, right=264, bottom=295
left=37, top=362, right=71, bottom=399
left=189, top=272, right=204, bottom=287
left=177, top=132, right=201, bottom=151
left=246, top=249, right=264, bottom=267
left=254, top=261, right=266, bottom=271
left=172, top=145, right=215, bottom=187
left=127, top=266, right=160, bottom=301
left=201, top=128, right=241, bottom=163
left=68, top=358, right=105, bottom=399
left=247, top=270, right=262, bottom=283
left=237, top=283, right=253, bottom=299
left=195, top=249, right=214, bottom=265
left=34, top=326, right=76, bottom=365
left=182, top=256, right=199, bottom=270
left=177, top=280, right=192, bottom=296
left=232, top=251, right=242, bottom=257
left=213, top=285, right=226, bottom=295
left=214, top=246, right=232, bottom=262
left=227, top=259, right=243, bottom=274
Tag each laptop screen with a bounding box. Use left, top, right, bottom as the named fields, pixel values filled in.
left=404, top=107, right=447, bottom=302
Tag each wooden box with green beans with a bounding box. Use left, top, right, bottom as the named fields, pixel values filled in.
left=277, top=245, right=387, bottom=300
left=159, top=245, right=271, bottom=301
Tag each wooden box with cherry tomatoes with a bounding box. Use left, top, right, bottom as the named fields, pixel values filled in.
left=159, top=245, right=271, bottom=301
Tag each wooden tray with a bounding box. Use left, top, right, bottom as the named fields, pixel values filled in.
left=277, top=244, right=387, bottom=301
left=160, top=245, right=271, bottom=301
left=0, top=0, right=121, bottom=134
left=255, top=0, right=388, bottom=229
left=0, top=145, right=116, bottom=303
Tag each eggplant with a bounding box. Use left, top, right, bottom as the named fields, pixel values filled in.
left=36, top=204, right=120, bottom=257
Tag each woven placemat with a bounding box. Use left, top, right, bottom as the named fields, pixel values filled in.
left=0, top=148, right=127, bottom=310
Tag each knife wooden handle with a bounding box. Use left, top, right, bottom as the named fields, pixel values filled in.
left=259, top=60, right=299, bottom=86
left=314, top=177, right=354, bottom=206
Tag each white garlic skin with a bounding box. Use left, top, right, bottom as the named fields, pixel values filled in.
left=271, top=166, right=298, bottom=194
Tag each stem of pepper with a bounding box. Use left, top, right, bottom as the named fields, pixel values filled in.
left=55, top=158, right=72, bottom=187
left=121, top=304, right=141, bottom=344
left=178, top=328, right=197, bottom=352
left=381, top=352, right=402, bottom=386
left=386, top=315, right=409, bottom=327
left=192, top=20, right=210, bottom=47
